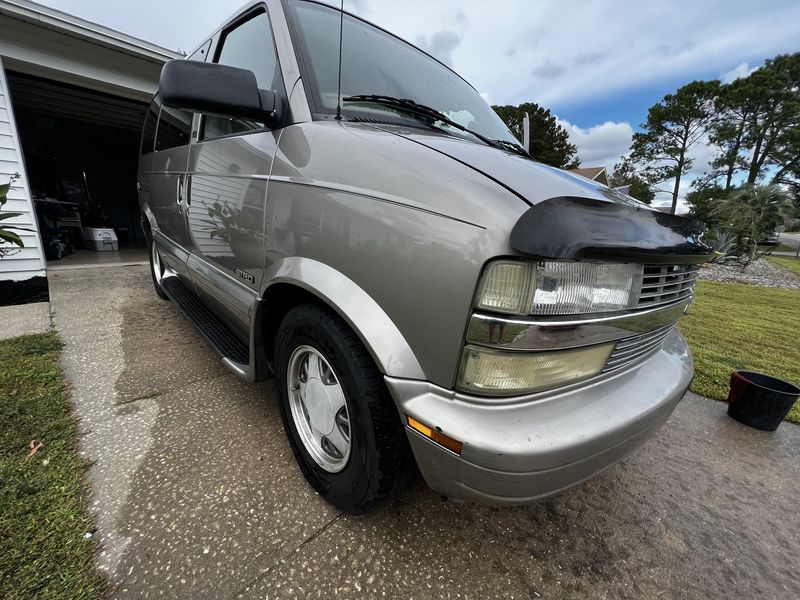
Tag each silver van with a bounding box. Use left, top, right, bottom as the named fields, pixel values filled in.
left=138, top=0, right=712, bottom=513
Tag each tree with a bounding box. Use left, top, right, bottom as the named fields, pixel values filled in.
left=769, top=126, right=800, bottom=203
left=631, top=80, right=719, bottom=214
left=705, top=53, right=800, bottom=192
left=712, top=184, right=793, bottom=268
left=743, top=54, right=800, bottom=185
left=764, top=55, right=800, bottom=198
left=492, top=102, right=580, bottom=169
left=708, top=78, right=756, bottom=190
left=685, top=179, right=728, bottom=228
left=607, top=156, right=655, bottom=204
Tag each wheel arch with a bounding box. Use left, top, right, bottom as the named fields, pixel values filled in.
left=139, top=203, right=157, bottom=243
left=256, top=257, right=425, bottom=381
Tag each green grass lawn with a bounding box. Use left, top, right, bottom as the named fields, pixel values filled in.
left=0, top=333, right=104, bottom=600
left=680, top=281, right=800, bottom=424
left=774, top=243, right=796, bottom=253
left=767, top=255, right=800, bottom=278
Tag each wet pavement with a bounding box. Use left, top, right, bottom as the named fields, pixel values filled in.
left=49, top=265, right=800, bottom=600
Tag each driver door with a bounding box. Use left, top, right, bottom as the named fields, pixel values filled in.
left=184, top=8, right=287, bottom=339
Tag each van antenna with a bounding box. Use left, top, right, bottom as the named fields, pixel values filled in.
left=334, top=0, right=344, bottom=121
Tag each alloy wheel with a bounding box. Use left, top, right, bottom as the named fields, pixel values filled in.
left=287, top=345, right=352, bottom=473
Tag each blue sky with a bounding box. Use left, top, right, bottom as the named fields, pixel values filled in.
left=556, top=79, right=700, bottom=130
left=37, top=0, right=800, bottom=207
left=555, top=61, right=779, bottom=129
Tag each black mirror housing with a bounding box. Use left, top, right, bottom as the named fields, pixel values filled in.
left=158, top=60, right=280, bottom=125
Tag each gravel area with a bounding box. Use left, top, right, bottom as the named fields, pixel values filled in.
left=698, top=258, right=800, bottom=290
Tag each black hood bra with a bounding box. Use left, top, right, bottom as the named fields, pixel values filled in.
left=510, top=195, right=714, bottom=265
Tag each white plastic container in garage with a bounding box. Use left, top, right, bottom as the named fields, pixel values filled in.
left=83, top=227, right=119, bottom=251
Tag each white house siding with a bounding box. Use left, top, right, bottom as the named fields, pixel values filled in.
left=0, top=57, right=45, bottom=282
left=0, top=8, right=167, bottom=102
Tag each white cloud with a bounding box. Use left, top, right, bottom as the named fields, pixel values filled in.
left=531, top=59, right=566, bottom=80
left=557, top=119, right=634, bottom=172
left=721, top=62, right=757, bottom=83
left=33, top=0, right=800, bottom=114
left=558, top=120, right=717, bottom=214
left=30, top=0, right=798, bottom=215
left=651, top=198, right=691, bottom=214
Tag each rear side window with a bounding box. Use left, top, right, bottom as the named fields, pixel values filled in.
left=149, top=42, right=207, bottom=153
left=140, top=96, right=159, bottom=155
left=202, top=11, right=282, bottom=140
left=156, top=106, right=192, bottom=151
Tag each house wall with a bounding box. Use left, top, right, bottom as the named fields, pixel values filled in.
left=0, top=56, right=46, bottom=282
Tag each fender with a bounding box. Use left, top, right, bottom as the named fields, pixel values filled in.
left=140, top=201, right=157, bottom=238
left=260, top=257, right=426, bottom=380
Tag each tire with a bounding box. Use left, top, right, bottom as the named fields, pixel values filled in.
left=148, top=238, right=169, bottom=301
left=275, top=303, right=416, bottom=514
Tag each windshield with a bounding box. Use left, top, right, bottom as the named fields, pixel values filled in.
left=288, top=0, right=518, bottom=145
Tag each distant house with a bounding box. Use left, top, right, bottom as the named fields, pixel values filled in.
left=613, top=184, right=631, bottom=196
left=568, top=166, right=608, bottom=186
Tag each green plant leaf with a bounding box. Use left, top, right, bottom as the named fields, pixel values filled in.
left=0, top=212, right=24, bottom=221
left=0, top=229, right=24, bottom=247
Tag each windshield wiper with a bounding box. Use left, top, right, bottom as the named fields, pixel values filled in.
left=342, top=94, right=530, bottom=158
left=489, top=138, right=530, bottom=158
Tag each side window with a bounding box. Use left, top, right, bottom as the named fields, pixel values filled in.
left=149, top=42, right=208, bottom=153
left=156, top=105, right=192, bottom=151
left=202, top=11, right=282, bottom=140
left=187, top=40, right=211, bottom=62
left=140, top=95, right=159, bottom=155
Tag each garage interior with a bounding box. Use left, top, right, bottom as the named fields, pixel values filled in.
left=7, top=71, right=148, bottom=265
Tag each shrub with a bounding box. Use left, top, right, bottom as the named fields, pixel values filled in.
left=712, top=184, right=793, bottom=268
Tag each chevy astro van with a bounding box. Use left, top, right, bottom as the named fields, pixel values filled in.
left=138, top=0, right=712, bottom=513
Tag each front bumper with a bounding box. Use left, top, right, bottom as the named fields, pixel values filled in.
left=385, top=328, right=693, bottom=505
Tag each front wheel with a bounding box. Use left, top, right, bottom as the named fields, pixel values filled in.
left=275, top=303, right=416, bottom=513
left=148, top=238, right=169, bottom=301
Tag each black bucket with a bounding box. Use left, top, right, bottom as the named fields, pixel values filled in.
left=727, top=371, right=800, bottom=431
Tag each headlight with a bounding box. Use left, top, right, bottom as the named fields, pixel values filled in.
left=475, top=260, right=643, bottom=316
left=533, top=261, right=642, bottom=315
left=458, top=343, right=615, bottom=396
left=475, top=261, right=536, bottom=314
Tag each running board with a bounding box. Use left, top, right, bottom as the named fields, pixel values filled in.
left=160, top=276, right=252, bottom=378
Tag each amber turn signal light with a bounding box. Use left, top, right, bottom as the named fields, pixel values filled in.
left=406, top=415, right=463, bottom=454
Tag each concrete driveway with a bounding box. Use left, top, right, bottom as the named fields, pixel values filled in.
left=49, top=266, right=800, bottom=600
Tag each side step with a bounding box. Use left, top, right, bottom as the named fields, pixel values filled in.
left=161, top=276, right=250, bottom=368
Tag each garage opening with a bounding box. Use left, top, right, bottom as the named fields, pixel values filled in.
left=7, top=71, right=148, bottom=266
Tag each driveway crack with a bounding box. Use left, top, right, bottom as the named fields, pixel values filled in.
left=229, top=513, right=343, bottom=599
left=114, top=372, right=230, bottom=406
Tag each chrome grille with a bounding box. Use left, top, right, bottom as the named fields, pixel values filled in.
left=602, top=324, right=675, bottom=373
left=637, top=264, right=699, bottom=309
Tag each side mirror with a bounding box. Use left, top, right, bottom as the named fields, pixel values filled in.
left=158, top=60, right=280, bottom=126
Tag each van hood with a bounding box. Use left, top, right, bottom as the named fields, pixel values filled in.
left=385, top=128, right=714, bottom=264
left=389, top=129, right=618, bottom=205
